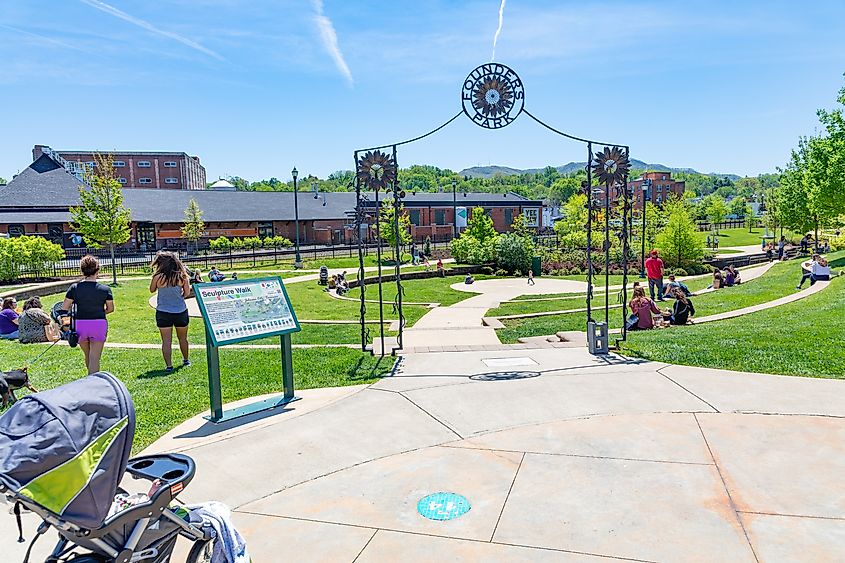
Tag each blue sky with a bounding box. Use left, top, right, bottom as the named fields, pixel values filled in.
left=1, top=0, right=844, bottom=182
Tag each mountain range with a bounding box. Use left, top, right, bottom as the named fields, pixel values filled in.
left=458, top=160, right=741, bottom=180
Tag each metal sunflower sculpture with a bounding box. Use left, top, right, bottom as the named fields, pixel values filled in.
left=591, top=146, right=630, bottom=187
left=357, top=150, right=397, bottom=191
left=473, top=77, right=513, bottom=118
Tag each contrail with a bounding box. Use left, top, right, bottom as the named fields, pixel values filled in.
left=312, top=0, right=353, bottom=85
left=491, top=0, right=506, bottom=61
left=78, top=0, right=224, bottom=61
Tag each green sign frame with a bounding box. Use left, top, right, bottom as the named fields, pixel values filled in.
left=194, top=276, right=301, bottom=423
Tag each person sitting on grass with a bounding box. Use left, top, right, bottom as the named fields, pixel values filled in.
left=436, top=258, right=444, bottom=276
left=724, top=265, right=740, bottom=286
left=18, top=296, right=54, bottom=344
left=628, top=286, right=661, bottom=330
left=208, top=266, right=225, bottom=282
left=465, top=273, right=475, bottom=284
left=662, top=288, right=696, bottom=325
left=663, top=274, right=691, bottom=297
left=708, top=269, right=724, bottom=290
left=796, top=254, right=821, bottom=289
left=0, top=297, right=20, bottom=340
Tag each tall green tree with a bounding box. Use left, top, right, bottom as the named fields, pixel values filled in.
left=704, top=195, right=728, bottom=234
left=467, top=207, right=497, bottom=243
left=181, top=198, right=205, bottom=253
left=656, top=197, right=704, bottom=270
left=0, top=177, right=7, bottom=185
left=70, top=153, right=131, bottom=285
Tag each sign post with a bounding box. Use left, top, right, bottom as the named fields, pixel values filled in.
left=194, top=276, right=301, bottom=423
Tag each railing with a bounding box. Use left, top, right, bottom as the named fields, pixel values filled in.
left=696, top=219, right=761, bottom=231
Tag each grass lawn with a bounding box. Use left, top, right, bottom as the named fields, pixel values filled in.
left=496, top=253, right=844, bottom=343
left=0, top=342, right=393, bottom=452
left=621, top=272, right=845, bottom=378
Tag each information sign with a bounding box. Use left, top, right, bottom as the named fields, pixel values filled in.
left=194, top=276, right=301, bottom=423
left=195, top=277, right=300, bottom=346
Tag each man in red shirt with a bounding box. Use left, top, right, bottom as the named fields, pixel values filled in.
left=645, top=249, right=666, bottom=301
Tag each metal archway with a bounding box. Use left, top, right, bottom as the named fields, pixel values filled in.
left=354, top=63, right=633, bottom=356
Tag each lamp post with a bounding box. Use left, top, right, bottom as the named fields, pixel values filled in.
left=640, top=178, right=651, bottom=278
left=451, top=178, right=458, bottom=239
left=292, top=167, right=302, bottom=268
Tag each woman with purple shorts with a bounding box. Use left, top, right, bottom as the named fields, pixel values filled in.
left=62, top=255, right=114, bottom=374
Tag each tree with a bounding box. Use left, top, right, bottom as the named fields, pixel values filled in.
left=656, top=197, right=704, bottom=270
left=467, top=207, right=497, bottom=243
left=553, top=193, right=588, bottom=248
left=0, top=177, right=7, bottom=185
left=377, top=199, right=412, bottom=262
left=704, top=195, right=728, bottom=234
left=181, top=198, right=205, bottom=253
left=70, top=153, right=131, bottom=285
left=547, top=177, right=579, bottom=205
left=496, top=233, right=534, bottom=274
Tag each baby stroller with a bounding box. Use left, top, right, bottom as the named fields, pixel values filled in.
left=0, top=372, right=213, bottom=563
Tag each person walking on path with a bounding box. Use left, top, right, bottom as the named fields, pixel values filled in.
left=645, top=249, right=666, bottom=301
left=150, top=251, right=192, bottom=373
left=527, top=269, right=535, bottom=285
left=777, top=236, right=786, bottom=260
left=410, top=243, right=417, bottom=265
left=62, top=255, right=114, bottom=374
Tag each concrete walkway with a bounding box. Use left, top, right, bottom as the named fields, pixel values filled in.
left=8, top=348, right=843, bottom=561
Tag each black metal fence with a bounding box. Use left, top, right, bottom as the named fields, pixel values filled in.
left=695, top=219, right=761, bottom=231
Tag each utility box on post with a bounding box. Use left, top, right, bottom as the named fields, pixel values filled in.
left=587, top=321, right=609, bottom=355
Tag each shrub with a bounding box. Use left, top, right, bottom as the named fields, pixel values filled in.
left=209, top=236, right=231, bottom=252
left=673, top=268, right=688, bottom=276
left=479, top=266, right=494, bottom=275
left=495, top=232, right=534, bottom=274
left=450, top=234, right=497, bottom=264
left=230, top=237, right=245, bottom=250
left=424, top=235, right=432, bottom=256
left=242, top=236, right=262, bottom=249
left=0, top=235, right=65, bottom=281
left=494, top=268, right=508, bottom=277
left=262, top=236, right=291, bottom=248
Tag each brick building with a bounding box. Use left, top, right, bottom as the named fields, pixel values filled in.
left=0, top=151, right=542, bottom=250
left=32, top=145, right=207, bottom=190
left=627, top=171, right=685, bottom=210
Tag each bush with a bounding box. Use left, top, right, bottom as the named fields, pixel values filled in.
left=262, top=236, right=291, bottom=248
left=494, top=268, right=508, bottom=277
left=209, top=236, right=231, bottom=252
left=479, top=266, right=494, bottom=275
left=230, top=237, right=245, bottom=250
left=673, top=268, right=688, bottom=276
left=242, top=236, right=262, bottom=249
left=424, top=235, right=432, bottom=256
left=495, top=233, right=535, bottom=274
left=450, top=234, right=497, bottom=264
left=0, top=235, right=65, bottom=281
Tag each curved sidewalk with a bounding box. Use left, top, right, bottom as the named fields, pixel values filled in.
left=7, top=349, right=844, bottom=561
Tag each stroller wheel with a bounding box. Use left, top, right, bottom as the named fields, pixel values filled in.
left=186, top=538, right=213, bottom=563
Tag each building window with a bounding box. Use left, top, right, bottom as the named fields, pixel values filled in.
left=137, top=161, right=151, bottom=167
left=662, top=175, right=666, bottom=181
left=86, top=161, right=96, bottom=168
left=258, top=222, right=274, bottom=238
left=434, top=210, right=446, bottom=225
left=656, top=195, right=662, bottom=204
left=164, top=177, right=178, bottom=184
left=118, top=177, right=127, bottom=184
left=8, top=224, right=25, bottom=237
left=523, top=208, right=539, bottom=227
left=113, top=161, right=125, bottom=167
left=409, top=209, right=421, bottom=226
left=139, top=177, right=152, bottom=184
left=164, top=161, right=177, bottom=167
left=504, top=208, right=513, bottom=226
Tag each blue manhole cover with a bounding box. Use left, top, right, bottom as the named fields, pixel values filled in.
left=417, top=492, right=471, bottom=521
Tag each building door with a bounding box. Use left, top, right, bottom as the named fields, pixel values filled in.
left=137, top=223, right=156, bottom=251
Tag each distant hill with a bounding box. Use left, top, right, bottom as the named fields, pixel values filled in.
left=460, top=160, right=740, bottom=180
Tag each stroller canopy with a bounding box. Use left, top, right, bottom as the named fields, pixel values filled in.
left=0, top=372, right=135, bottom=529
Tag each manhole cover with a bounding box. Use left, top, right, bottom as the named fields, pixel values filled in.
left=470, top=371, right=541, bottom=381
left=482, top=357, right=538, bottom=368
left=417, top=492, right=471, bottom=521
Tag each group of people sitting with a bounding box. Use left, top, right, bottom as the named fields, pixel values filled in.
left=796, top=254, right=832, bottom=289
left=710, top=264, right=741, bottom=289
left=0, top=296, right=58, bottom=343
left=327, top=271, right=350, bottom=295
left=628, top=282, right=695, bottom=331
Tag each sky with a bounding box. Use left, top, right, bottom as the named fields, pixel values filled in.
left=1, top=0, right=844, bottom=183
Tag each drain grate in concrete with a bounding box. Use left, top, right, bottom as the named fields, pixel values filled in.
left=481, top=357, right=538, bottom=368
left=470, top=371, right=541, bottom=381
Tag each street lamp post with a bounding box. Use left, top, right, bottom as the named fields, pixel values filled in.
left=640, top=178, right=651, bottom=278
left=292, top=167, right=302, bottom=268
left=451, top=178, right=458, bottom=239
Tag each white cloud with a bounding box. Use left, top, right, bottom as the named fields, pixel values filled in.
left=312, top=0, right=353, bottom=85
left=78, top=0, right=224, bottom=61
